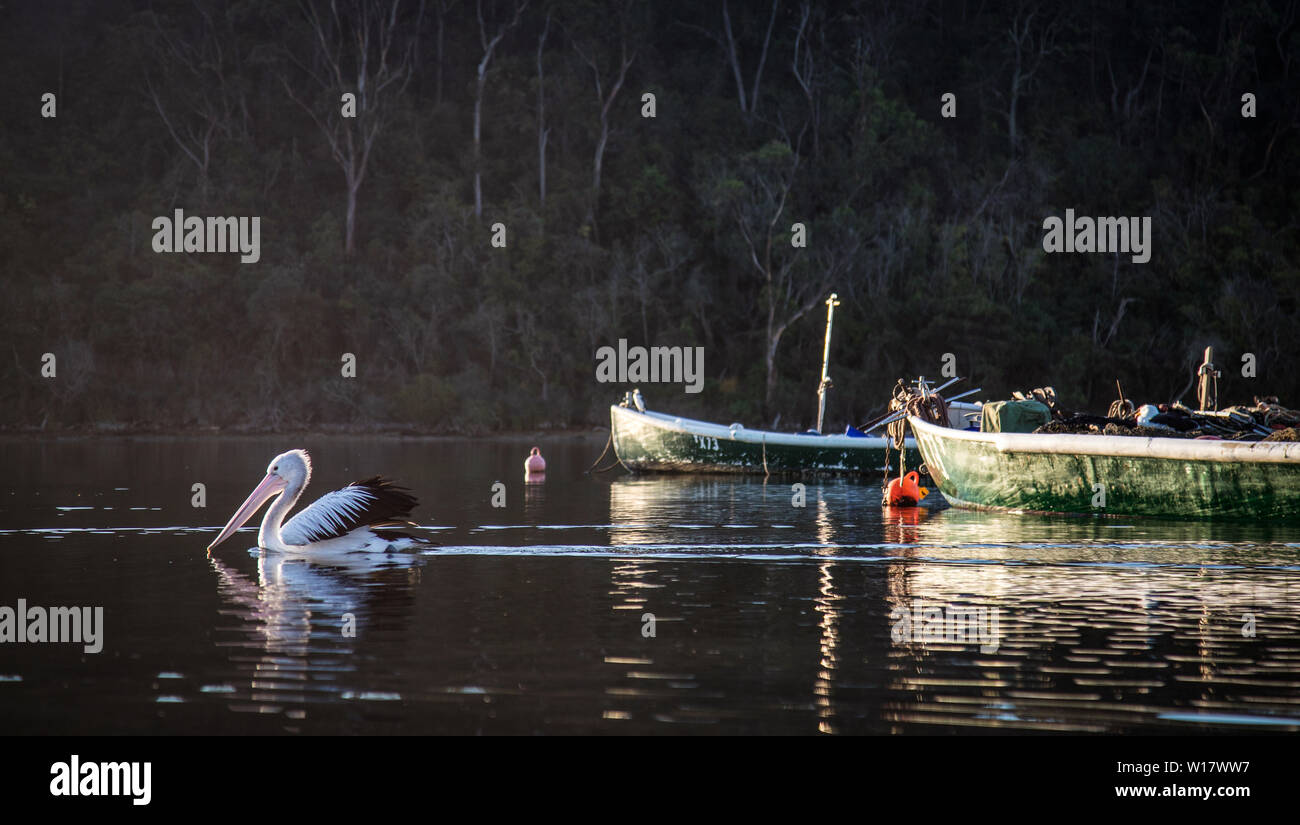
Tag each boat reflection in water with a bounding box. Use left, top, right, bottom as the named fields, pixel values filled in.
left=879, top=512, right=1300, bottom=731
left=813, top=561, right=843, bottom=734
left=606, top=474, right=861, bottom=731
left=605, top=474, right=1300, bottom=732
left=606, top=474, right=875, bottom=547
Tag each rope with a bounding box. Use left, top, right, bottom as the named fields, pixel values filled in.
left=585, top=430, right=617, bottom=474
left=886, top=379, right=949, bottom=435
left=1108, top=379, right=1134, bottom=419
left=881, top=441, right=892, bottom=490
left=591, top=456, right=624, bottom=473
left=880, top=379, right=950, bottom=495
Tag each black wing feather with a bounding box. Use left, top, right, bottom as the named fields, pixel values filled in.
left=282, top=477, right=420, bottom=545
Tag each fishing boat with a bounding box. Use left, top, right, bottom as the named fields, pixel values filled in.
left=606, top=293, right=979, bottom=475
left=909, top=411, right=1300, bottom=520
left=611, top=401, right=917, bottom=474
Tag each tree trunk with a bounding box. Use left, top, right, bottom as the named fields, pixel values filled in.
left=591, top=126, right=608, bottom=226
left=721, top=0, right=779, bottom=116
left=765, top=330, right=781, bottom=418
left=345, top=179, right=358, bottom=255
left=436, top=5, right=446, bottom=107
left=575, top=33, right=634, bottom=237
left=474, top=70, right=485, bottom=219
left=473, top=0, right=528, bottom=221
left=765, top=276, right=778, bottom=415
left=537, top=13, right=550, bottom=206
left=282, top=0, right=418, bottom=254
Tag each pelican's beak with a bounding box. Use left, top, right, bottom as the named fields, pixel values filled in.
left=207, top=473, right=285, bottom=550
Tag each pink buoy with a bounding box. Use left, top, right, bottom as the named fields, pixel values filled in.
left=525, top=446, right=547, bottom=477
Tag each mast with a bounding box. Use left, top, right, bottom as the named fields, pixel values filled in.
left=816, top=293, right=840, bottom=433
left=1197, top=346, right=1220, bottom=412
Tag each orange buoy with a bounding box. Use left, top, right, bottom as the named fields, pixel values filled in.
left=884, top=470, right=929, bottom=507
left=525, top=446, right=547, bottom=477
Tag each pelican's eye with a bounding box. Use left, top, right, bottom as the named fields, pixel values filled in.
left=272, top=465, right=278, bottom=473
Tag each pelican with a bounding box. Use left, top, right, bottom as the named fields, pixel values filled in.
left=207, top=449, right=429, bottom=553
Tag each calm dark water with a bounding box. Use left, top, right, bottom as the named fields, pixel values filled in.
left=2, top=435, right=1300, bottom=735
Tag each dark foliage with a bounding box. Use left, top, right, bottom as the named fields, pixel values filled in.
left=1, top=0, right=1296, bottom=432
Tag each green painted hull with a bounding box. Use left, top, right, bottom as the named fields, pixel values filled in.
left=611, top=405, right=917, bottom=474
left=910, top=416, right=1300, bottom=519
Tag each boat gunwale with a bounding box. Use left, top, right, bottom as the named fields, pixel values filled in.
left=908, top=415, right=1300, bottom=464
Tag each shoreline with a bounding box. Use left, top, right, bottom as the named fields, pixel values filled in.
left=0, top=425, right=610, bottom=441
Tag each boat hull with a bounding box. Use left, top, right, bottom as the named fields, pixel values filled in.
left=909, top=416, right=1300, bottom=519
left=611, top=405, right=916, bottom=474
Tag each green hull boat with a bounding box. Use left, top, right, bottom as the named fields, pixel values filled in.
left=611, top=404, right=917, bottom=474
left=909, top=415, right=1300, bottom=519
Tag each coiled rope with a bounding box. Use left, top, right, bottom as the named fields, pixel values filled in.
left=881, top=379, right=950, bottom=487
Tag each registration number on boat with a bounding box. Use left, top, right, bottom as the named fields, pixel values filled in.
left=692, top=434, right=720, bottom=450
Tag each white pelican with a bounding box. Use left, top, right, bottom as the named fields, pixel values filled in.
left=207, top=449, right=430, bottom=553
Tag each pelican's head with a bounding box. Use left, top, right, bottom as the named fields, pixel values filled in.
left=208, top=449, right=312, bottom=551
left=267, top=449, right=312, bottom=492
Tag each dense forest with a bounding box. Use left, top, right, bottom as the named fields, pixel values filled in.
left=1, top=0, right=1296, bottom=433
